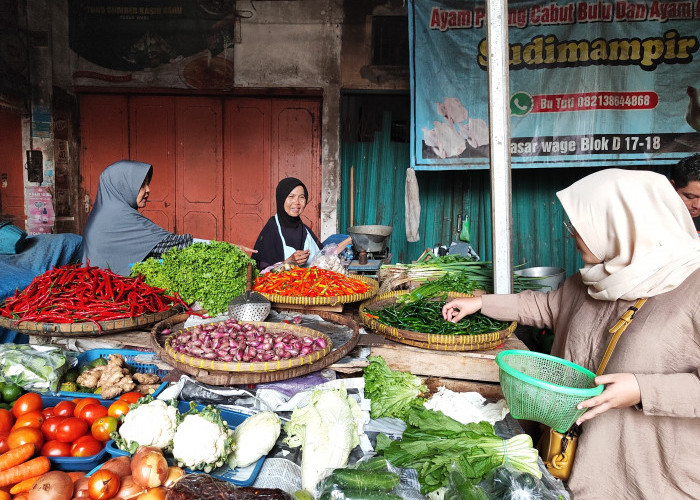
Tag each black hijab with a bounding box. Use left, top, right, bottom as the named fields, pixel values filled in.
left=276, top=177, right=308, bottom=250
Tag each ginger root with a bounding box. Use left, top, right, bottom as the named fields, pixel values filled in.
left=74, top=354, right=162, bottom=399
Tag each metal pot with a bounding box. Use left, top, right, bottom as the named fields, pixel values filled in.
left=347, top=225, right=393, bottom=253
left=514, top=266, right=566, bottom=292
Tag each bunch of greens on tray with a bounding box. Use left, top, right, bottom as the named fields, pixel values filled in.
left=131, top=241, right=256, bottom=316
left=375, top=407, right=540, bottom=494
left=372, top=301, right=510, bottom=335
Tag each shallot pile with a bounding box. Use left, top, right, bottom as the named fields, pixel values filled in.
left=167, top=319, right=329, bottom=362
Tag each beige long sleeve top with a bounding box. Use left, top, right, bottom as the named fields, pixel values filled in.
left=481, top=271, right=700, bottom=500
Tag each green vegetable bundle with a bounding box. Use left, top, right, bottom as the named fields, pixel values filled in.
left=131, top=241, right=257, bottom=315
left=375, top=407, right=540, bottom=494
left=363, top=356, right=427, bottom=420
left=382, top=256, right=548, bottom=294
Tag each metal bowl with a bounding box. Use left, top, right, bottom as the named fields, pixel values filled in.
left=514, top=266, right=566, bottom=292
left=347, top=225, right=393, bottom=253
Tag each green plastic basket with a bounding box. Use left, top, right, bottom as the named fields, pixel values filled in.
left=495, top=350, right=603, bottom=433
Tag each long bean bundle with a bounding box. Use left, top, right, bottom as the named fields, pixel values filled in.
left=397, top=272, right=479, bottom=304
left=373, top=300, right=509, bottom=335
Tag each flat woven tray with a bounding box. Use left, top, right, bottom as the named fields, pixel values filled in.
left=359, top=290, right=516, bottom=351
left=0, top=307, right=183, bottom=337
left=150, top=312, right=359, bottom=385
left=161, top=321, right=332, bottom=373
left=254, top=274, right=378, bottom=306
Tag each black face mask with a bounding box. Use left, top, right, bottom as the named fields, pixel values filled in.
left=276, top=177, right=308, bottom=228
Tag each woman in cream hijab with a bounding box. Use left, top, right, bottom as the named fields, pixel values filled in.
left=443, top=169, right=700, bottom=499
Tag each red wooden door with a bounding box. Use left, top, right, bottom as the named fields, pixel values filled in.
left=79, top=95, right=129, bottom=218
left=0, top=109, right=25, bottom=227
left=176, top=97, right=223, bottom=240
left=79, top=94, right=321, bottom=247
left=129, top=96, right=176, bottom=231
left=270, top=99, right=321, bottom=235
left=224, top=98, right=271, bottom=248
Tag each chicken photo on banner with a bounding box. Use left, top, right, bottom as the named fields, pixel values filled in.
left=687, top=86, right=700, bottom=133
left=422, top=97, right=489, bottom=159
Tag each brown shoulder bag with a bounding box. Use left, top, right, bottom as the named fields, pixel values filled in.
left=537, top=298, right=647, bottom=481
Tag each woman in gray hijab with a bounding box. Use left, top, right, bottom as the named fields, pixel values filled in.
left=82, top=160, right=193, bottom=276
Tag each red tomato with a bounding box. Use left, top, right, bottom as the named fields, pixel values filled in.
left=91, top=416, right=118, bottom=442
left=88, top=469, right=121, bottom=499
left=107, top=400, right=130, bottom=420
left=40, top=439, right=72, bottom=457
left=118, top=392, right=144, bottom=405
left=56, top=417, right=88, bottom=443
left=11, top=411, right=44, bottom=430
left=41, top=407, right=55, bottom=418
left=54, top=400, right=77, bottom=417
left=11, top=393, right=43, bottom=418
left=0, top=430, right=9, bottom=454
left=40, top=416, right=66, bottom=441
left=70, top=435, right=103, bottom=457
left=74, top=397, right=101, bottom=417
left=79, top=404, right=108, bottom=425
left=0, top=409, right=13, bottom=433
left=7, top=426, right=44, bottom=449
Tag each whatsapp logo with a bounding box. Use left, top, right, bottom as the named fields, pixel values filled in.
left=510, top=92, right=533, bottom=116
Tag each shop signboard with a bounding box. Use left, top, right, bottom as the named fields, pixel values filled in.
left=68, top=0, right=235, bottom=89
left=409, top=0, right=700, bottom=169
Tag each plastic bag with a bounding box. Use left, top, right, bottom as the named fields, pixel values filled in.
left=0, top=343, right=72, bottom=392
left=444, top=464, right=563, bottom=500
left=308, top=244, right=348, bottom=275
left=316, top=456, right=422, bottom=500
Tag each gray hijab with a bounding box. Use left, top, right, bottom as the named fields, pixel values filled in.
left=82, top=160, right=172, bottom=276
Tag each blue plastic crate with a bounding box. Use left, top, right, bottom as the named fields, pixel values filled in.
left=106, top=401, right=265, bottom=487
left=40, top=395, right=110, bottom=471
left=58, top=349, right=169, bottom=401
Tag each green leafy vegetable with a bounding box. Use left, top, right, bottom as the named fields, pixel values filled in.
left=131, top=241, right=256, bottom=315
left=0, top=344, right=70, bottom=392
left=375, top=407, right=540, bottom=494
left=363, top=356, right=427, bottom=420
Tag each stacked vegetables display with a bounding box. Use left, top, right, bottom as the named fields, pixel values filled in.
left=131, top=241, right=256, bottom=316
left=0, top=264, right=188, bottom=328
left=380, top=255, right=549, bottom=294
left=253, top=267, right=370, bottom=297
left=369, top=301, right=509, bottom=335
left=167, top=319, right=328, bottom=363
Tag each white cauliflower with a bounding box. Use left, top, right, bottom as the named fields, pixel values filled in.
left=172, top=404, right=235, bottom=473
left=115, top=399, right=178, bottom=453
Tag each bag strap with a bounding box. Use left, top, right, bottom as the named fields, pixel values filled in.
left=596, top=298, right=647, bottom=376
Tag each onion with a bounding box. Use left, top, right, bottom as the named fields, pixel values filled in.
left=99, top=455, right=132, bottom=478
left=29, top=471, right=74, bottom=500
left=73, top=477, right=90, bottom=498
left=133, top=445, right=162, bottom=458
left=163, top=466, right=186, bottom=488
left=131, top=450, right=169, bottom=488
left=136, top=487, right=167, bottom=500
left=114, top=476, right=145, bottom=500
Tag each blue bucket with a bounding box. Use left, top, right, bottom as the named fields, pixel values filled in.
left=0, top=221, right=27, bottom=254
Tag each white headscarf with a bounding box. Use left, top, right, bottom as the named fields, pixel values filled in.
left=556, top=168, right=700, bottom=301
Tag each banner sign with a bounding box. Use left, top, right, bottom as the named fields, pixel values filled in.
left=409, top=0, right=700, bottom=169
left=69, top=0, right=235, bottom=89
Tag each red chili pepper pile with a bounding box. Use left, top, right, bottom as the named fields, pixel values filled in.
left=253, top=267, right=371, bottom=297
left=0, top=263, right=190, bottom=326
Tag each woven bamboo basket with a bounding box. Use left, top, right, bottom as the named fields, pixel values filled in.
left=161, top=320, right=332, bottom=373
left=0, top=306, right=183, bottom=337
left=254, top=273, right=378, bottom=306
left=359, top=290, right=516, bottom=352
left=150, top=312, right=359, bottom=385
